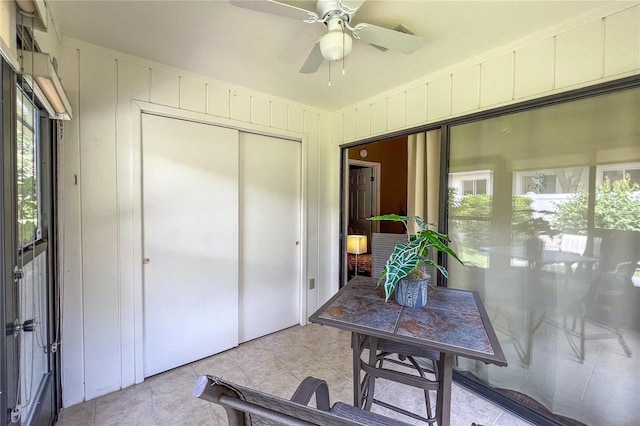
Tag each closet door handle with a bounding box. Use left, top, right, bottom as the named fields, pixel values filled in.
left=143, top=258, right=151, bottom=264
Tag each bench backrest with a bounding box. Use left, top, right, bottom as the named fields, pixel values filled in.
left=193, top=375, right=397, bottom=426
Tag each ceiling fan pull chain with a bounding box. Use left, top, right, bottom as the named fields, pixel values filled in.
left=328, top=61, right=332, bottom=87
left=342, top=27, right=346, bottom=75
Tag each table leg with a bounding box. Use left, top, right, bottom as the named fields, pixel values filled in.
left=351, top=332, right=361, bottom=407
left=524, top=307, right=534, bottom=367
left=363, top=336, right=378, bottom=410
left=436, top=353, right=453, bottom=426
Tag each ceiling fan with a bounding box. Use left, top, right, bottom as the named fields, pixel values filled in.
left=229, top=0, right=423, bottom=74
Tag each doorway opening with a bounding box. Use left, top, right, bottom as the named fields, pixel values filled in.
left=344, top=136, right=409, bottom=281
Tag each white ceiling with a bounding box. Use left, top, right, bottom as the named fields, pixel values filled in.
left=47, top=0, right=620, bottom=111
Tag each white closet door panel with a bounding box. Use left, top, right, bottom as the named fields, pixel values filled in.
left=239, top=133, right=301, bottom=342
left=142, top=114, right=239, bottom=377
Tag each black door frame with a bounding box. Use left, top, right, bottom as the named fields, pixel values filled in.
left=1, top=59, right=60, bottom=425
left=338, top=74, right=640, bottom=426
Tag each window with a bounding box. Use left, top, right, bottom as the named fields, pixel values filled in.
left=599, top=163, right=640, bottom=187
left=447, top=86, right=640, bottom=426
left=462, top=178, right=487, bottom=195
left=16, top=87, right=41, bottom=247
left=520, top=173, right=556, bottom=194
left=12, top=81, right=57, bottom=426
left=449, top=171, right=492, bottom=198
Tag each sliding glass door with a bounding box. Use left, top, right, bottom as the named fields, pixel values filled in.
left=2, top=67, right=59, bottom=425
left=446, top=86, right=640, bottom=425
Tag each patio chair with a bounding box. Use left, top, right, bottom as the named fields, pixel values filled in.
left=527, top=256, right=636, bottom=363
left=564, top=260, right=636, bottom=361
left=356, top=336, right=441, bottom=424
left=193, top=374, right=411, bottom=425
left=355, top=233, right=441, bottom=424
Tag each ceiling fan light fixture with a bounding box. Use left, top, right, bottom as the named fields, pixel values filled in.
left=319, top=30, right=352, bottom=61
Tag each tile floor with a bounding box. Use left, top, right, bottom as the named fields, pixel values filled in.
left=56, top=324, right=533, bottom=426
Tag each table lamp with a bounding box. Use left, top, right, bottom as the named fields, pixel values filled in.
left=347, top=235, right=367, bottom=276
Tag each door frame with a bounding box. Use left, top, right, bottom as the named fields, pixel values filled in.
left=131, top=101, right=307, bottom=383
left=347, top=159, right=381, bottom=231
left=343, top=159, right=381, bottom=284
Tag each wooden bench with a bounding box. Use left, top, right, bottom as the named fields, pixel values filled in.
left=193, top=375, right=411, bottom=425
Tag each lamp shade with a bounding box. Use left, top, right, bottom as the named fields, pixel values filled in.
left=319, top=30, right=353, bottom=61
left=346, top=235, right=367, bottom=255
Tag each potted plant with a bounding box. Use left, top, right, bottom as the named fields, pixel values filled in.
left=512, top=208, right=557, bottom=259
left=368, top=214, right=462, bottom=308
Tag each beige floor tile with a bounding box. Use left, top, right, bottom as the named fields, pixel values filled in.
left=236, top=347, right=288, bottom=377
left=94, top=399, right=156, bottom=426
left=57, top=325, right=539, bottom=426
left=151, top=392, right=210, bottom=425
left=448, top=384, right=503, bottom=426
left=270, top=340, right=320, bottom=367
left=190, top=351, right=239, bottom=378
left=147, top=364, right=198, bottom=399
left=95, top=381, right=152, bottom=415
left=57, top=400, right=95, bottom=426
left=249, top=369, right=304, bottom=399
left=167, top=404, right=218, bottom=426
left=370, top=380, right=436, bottom=424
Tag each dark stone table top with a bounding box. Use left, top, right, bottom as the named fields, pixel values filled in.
left=309, top=276, right=507, bottom=366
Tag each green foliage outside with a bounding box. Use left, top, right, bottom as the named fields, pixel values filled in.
left=449, top=194, right=491, bottom=250
left=553, top=175, right=640, bottom=233
left=448, top=174, right=640, bottom=260
left=449, top=189, right=539, bottom=245
left=17, top=93, right=39, bottom=247
left=18, top=175, right=38, bottom=246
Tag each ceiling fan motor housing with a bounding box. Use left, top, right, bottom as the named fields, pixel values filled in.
left=316, top=0, right=355, bottom=22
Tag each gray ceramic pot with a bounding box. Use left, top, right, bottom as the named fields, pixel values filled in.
left=395, top=278, right=429, bottom=308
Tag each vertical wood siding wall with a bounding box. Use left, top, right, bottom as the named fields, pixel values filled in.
left=334, top=4, right=640, bottom=144
left=57, top=39, right=335, bottom=406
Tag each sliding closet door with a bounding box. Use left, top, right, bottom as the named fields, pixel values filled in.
left=142, top=114, right=239, bottom=377
left=239, top=133, right=301, bottom=343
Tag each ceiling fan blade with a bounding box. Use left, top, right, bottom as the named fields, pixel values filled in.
left=299, top=43, right=324, bottom=74
left=352, top=23, right=423, bottom=54
left=229, top=0, right=318, bottom=23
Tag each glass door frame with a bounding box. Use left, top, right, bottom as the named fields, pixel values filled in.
left=338, top=74, right=640, bottom=425
left=1, top=59, right=60, bottom=425
left=442, top=76, right=640, bottom=426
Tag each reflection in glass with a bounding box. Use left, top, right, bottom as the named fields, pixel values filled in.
left=447, top=87, right=640, bottom=425
left=18, top=252, right=49, bottom=424
left=17, top=88, right=40, bottom=247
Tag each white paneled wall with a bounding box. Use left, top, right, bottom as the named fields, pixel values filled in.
left=605, top=7, right=640, bottom=76
left=179, top=76, right=206, bottom=113
left=335, top=4, right=640, bottom=143
left=427, top=76, right=451, bottom=121
left=78, top=50, right=120, bottom=400
left=58, top=38, right=333, bottom=406
left=480, top=53, right=514, bottom=108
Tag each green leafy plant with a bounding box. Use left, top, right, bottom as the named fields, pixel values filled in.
left=554, top=175, right=640, bottom=233
left=368, top=214, right=463, bottom=302
left=511, top=210, right=557, bottom=240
